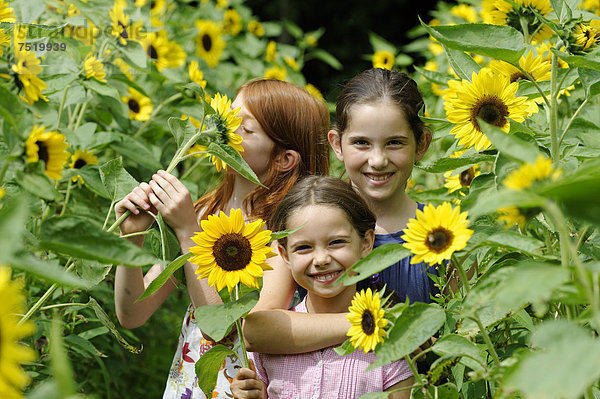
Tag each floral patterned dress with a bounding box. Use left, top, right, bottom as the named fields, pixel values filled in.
left=163, top=303, right=243, bottom=399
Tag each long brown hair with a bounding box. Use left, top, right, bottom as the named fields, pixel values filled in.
left=195, top=79, right=330, bottom=221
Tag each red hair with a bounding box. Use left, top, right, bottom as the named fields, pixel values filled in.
left=195, top=79, right=330, bottom=222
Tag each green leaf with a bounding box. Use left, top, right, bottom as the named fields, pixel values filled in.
left=15, top=169, right=61, bottom=201
left=86, top=298, right=142, bottom=354
left=552, top=48, right=600, bottom=72
left=466, top=189, right=545, bottom=220
left=369, top=32, right=397, bottom=54
left=168, top=117, right=199, bottom=149
left=82, top=80, right=121, bottom=101
left=10, top=254, right=87, bottom=288
left=461, top=262, right=567, bottom=332
left=477, top=231, right=544, bottom=256
left=311, top=49, right=342, bottom=70
left=136, top=252, right=192, bottom=302
left=108, top=133, right=163, bottom=171
left=62, top=167, right=111, bottom=199
left=121, top=40, right=147, bottom=68
left=99, top=157, right=139, bottom=202
left=0, top=84, right=25, bottom=134
left=477, top=120, right=540, bottom=163
left=40, top=216, right=161, bottom=266
left=418, top=152, right=496, bottom=173
left=578, top=68, right=600, bottom=98
left=504, top=320, right=600, bottom=399
left=432, top=334, right=487, bottom=371
left=194, top=290, right=259, bottom=342
left=74, top=259, right=112, bottom=287
left=0, top=198, right=28, bottom=261
left=414, top=66, right=456, bottom=85
left=206, top=142, right=265, bottom=187
left=49, top=317, right=77, bottom=397
left=549, top=0, right=578, bottom=22
left=333, top=339, right=357, bottom=356
left=420, top=20, right=525, bottom=65
left=337, top=244, right=411, bottom=286
left=443, top=45, right=482, bottom=81
left=270, top=223, right=304, bottom=241
left=196, top=345, right=238, bottom=397
left=370, top=303, right=445, bottom=369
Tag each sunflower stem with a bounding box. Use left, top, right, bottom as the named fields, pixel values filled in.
left=519, top=16, right=531, bottom=44
left=180, top=157, right=205, bottom=180
left=68, top=103, right=81, bottom=130
left=451, top=254, right=471, bottom=295
left=133, top=93, right=183, bottom=138
left=234, top=284, right=250, bottom=368
left=56, top=82, right=74, bottom=129
left=39, top=302, right=87, bottom=311
left=517, top=65, right=551, bottom=109
left=74, top=100, right=89, bottom=130
left=404, top=355, right=425, bottom=386
left=19, top=259, right=75, bottom=325
left=59, top=178, right=73, bottom=217
left=472, top=310, right=501, bottom=367
left=559, top=95, right=588, bottom=146
left=102, top=200, right=116, bottom=230
left=549, top=48, right=560, bottom=166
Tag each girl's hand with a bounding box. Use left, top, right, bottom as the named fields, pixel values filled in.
left=147, top=170, right=199, bottom=241
left=231, top=360, right=265, bottom=399
left=115, top=182, right=157, bottom=238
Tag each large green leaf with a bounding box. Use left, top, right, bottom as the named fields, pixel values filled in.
left=62, top=167, right=111, bottom=199
left=578, top=68, right=600, bottom=98
left=11, top=254, right=87, bottom=287
left=107, top=133, right=163, bottom=171
left=418, top=152, right=496, bottom=173
left=194, top=290, right=259, bottom=342
left=0, top=84, right=25, bottom=134
left=549, top=0, right=579, bottom=22
left=0, top=198, right=28, bottom=260
left=86, top=298, right=142, bottom=354
left=467, top=189, right=545, bottom=220
left=196, top=344, right=238, bottom=396
left=370, top=303, right=445, bottom=369
left=461, top=262, right=567, bottom=333
left=136, top=252, right=192, bottom=302
left=99, top=157, right=139, bottom=202
left=337, top=244, right=411, bottom=286
left=206, top=142, right=264, bottom=187
left=476, top=231, right=545, bottom=257
left=40, top=216, right=161, bottom=266
left=504, top=320, right=600, bottom=399
left=443, top=45, right=482, bottom=81
left=15, top=169, right=61, bottom=202
left=420, top=20, right=525, bottom=65
left=168, top=117, right=199, bottom=150
left=552, top=48, right=600, bottom=72
left=432, top=334, right=487, bottom=371
left=478, top=120, right=541, bottom=163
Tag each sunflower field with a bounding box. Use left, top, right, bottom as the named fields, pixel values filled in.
left=1, top=0, right=600, bottom=397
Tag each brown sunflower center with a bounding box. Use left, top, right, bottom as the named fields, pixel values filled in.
left=213, top=233, right=252, bottom=271
left=36, top=141, right=49, bottom=163
left=382, top=56, right=389, bottom=65
left=118, top=21, right=128, bottom=40
left=202, top=34, right=212, bottom=52
left=471, top=96, right=508, bottom=131
left=361, top=309, right=375, bottom=335
left=128, top=99, right=140, bottom=113
left=74, top=159, right=87, bottom=169
left=460, top=168, right=475, bottom=187
left=509, top=72, right=528, bottom=83
left=426, top=227, right=454, bottom=253
left=147, top=44, right=158, bottom=59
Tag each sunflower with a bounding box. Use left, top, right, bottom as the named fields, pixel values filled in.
left=264, top=66, right=287, bottom=81
left=0, top=29, right=9, bottom=56
left=401, top=202, right=473, bottom=266
left=110, top=0, right=144, bottom=46
left=113, top=57, right=133, bottom=80
left=569, top=22, right=600, bottom=54
left=488, top=51, right=551, bottom=84
left=83, top=53, right=106, bottom=82
left=10, top=29, right=48, bottom=105
left=25, top=125, right=70, bottom=180
left=121, top=87, right=153, bottom=122
left=189, top=208, right=275, bottom=292
left=482, top=0, right=554, bottom=42
left=503, top=155, right=561, bottom=190
left=266, top=40, right=277, bottom=62
left=450, top=4, right=479, bottom=23
left=64, top=23, right=98, bottom=47
left=497, top=206, right=528, bottom=228
left=69, top=149, right=99, bottom=183
left=305, top=83, right=325, bottom=102
left=372, top=50, right=395, bottom=70
left=581, top=0, right=600, bottom=16
left=0, top=187, right=5, bottom=199
left=141, top=30, right=186, bottom=71
left=444, top=165, right=481, bottom=194
left=0, top=0, right=15, bottom=22
left=0, top=268, right=36, bottom=398
left=248, top=20, right=264, bottom=37
left=346, top=288, right=388, bottom=354
left=223, top=9, right=242, bottom=35
left=188, top=61, right=207, bottom=89
left=443, top=69, right=532, bottom=151
left=207, top=93, right=244, bottom=171
left=284, top=57, right=299, bottom=71
left=195, top=19, right=225, bottom=68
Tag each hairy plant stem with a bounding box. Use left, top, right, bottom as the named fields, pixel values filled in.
left=549, top=49, right=560, bottom=166
left=520, top=16, right=531, bottom=44
left=74, top=100, right=89, bottom=130
left=544, top=200, right=600, bottom=332
left=404, top=355, right=426, bottom=386
left=68, top=103, right=81, bottom=130
left=234, top=285, right=249, bottom=368
left=56, top=82, right=74, bottom=129
left=19, top=259, right=75, bottom=325
left=133, top=93, right=183, bottom=138
left=39, top=303, right=87, bottom=311
left=59, top=179, right=73, bottom=217
left=559, top=96, right=589, bottom=146
left=472, top=310, right=501, bottom=366
left=452, top=254, right=471, bottom=295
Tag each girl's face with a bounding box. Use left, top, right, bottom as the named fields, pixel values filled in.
left=279, top=204, right=374, bottom=301
left=231, top=92, right=276, bottom=181
left=329, top=101, right=429, bottom=205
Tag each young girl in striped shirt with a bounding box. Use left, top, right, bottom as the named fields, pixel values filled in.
left=232, top=176, right=413, bottom=399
